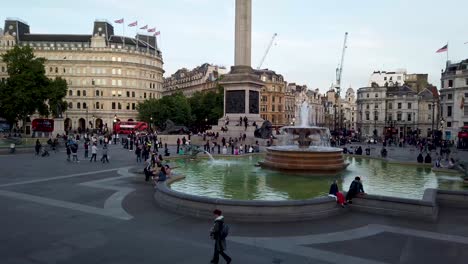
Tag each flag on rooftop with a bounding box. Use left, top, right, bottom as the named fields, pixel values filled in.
left=128, top=21, right=138, bottom=27
left=140, top=25, right=148, bottom=30
left=154, top=31, right=160, bottom=36
left=114, top=18, right=124, bottom=24
left=436, top=44, right=448, bottom=53
left=148, top=27, right=156, bottom=33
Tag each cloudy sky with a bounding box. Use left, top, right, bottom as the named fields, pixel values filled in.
left=2, top=0, right=468, bottom=93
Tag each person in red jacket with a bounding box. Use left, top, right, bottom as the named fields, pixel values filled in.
left=329, top=180, right=346, bottom=207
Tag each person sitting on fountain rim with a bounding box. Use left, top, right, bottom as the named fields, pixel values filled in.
left=345, top=176, right=365, bottom=204
left=424, top=153, right=432, bottom=164
left=417, top=153, right=424, bottom=163
left=328, top=180, right=346, bottom=207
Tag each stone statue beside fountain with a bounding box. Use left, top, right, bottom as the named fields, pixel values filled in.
left=259, top=101, right=348, bottom=174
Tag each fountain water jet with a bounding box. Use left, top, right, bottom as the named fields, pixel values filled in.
left=259, top=101, right=348, bottom=174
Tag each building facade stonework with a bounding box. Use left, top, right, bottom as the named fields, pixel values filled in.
left=357, top=83, right=439, bottom=139
left=440, top=59, right=468, bottom=140
left=0, top=19, right=164, bottom=132
left=163, top=63, right=227, bottom=97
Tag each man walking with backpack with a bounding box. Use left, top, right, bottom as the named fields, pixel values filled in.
left=210, top=209, right=231, bottom=264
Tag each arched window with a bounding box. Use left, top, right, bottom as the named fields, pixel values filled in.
left=77, top=102, right=81, bottom=109
left=83, top=102, right=87, bottom=109
left=68, top=102, right=73, bottom=109
left=101, top=102, right=104, bottom=109
left=49, top=67, right=53, bottom=73
left=55, top=67, right=58, bottom=73
left=96, top=90, right=100, bottom=96
left=132, top=91, right=135, bottom=97
left=83, top=90, right=86, bottom=96
left=77, top=90, right=81, bottom=96
left=118, top=103, right=122, bottom=110
left=68, top=90, right=72, bottom=96
left=96, top=102, right=100, bottom=109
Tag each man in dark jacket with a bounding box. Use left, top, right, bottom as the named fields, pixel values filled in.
left=346, top=176, right=365, bottom=204
left=210, top=209, right=231, bottom=264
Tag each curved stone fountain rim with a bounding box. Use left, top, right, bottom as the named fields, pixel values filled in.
left=150, top=155, right=468, bottom=222
left=158, top=174, right=435, bottom=206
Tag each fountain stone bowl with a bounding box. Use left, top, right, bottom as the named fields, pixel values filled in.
left=259, top=126, right=349, bottom=175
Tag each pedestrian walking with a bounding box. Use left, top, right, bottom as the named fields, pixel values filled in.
left=101, top=144, right=109, bottom=163
left=90, top=143, right=97, bottom=162
left=210, top=209, right=231, bottom=264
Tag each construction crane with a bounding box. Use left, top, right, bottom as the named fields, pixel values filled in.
left=335, top=32, right=348, bottom=97
left=334, top=32, right=348, bottom=133
left=257, top=33, right=278, bottom=70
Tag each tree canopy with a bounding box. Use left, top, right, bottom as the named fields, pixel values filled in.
left=0, top=45, right=68, bottom=125
left=137, top=86, right=224, bottom=131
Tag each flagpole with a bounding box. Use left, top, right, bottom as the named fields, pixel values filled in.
left=122, top=22, right=125, bottom=47
left=136, top=26, right=139, bottom=50
left=146, top=34, right=149, bottom=53
left=446, top=41, right=449, bottom=63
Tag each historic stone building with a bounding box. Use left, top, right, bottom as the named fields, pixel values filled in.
left=0, top=18, right=164, bottom=133
left=357, top=83, right=439, bottom=139
left=440, top=59, right=468, bottom=140
left=290, top=84, right=325, bottom=126
left=340, top=87, right=357, bottom=131
left=162, top=63, right=227, bottom=97
left=256, top=69, right=288, bottom=126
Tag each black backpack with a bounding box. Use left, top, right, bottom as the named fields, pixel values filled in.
left=220, top=223, right=229, bottom=239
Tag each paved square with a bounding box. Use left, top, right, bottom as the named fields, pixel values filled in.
left=1, top=145, right=468, bottom=263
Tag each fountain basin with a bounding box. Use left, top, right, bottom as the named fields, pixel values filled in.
left=260, top=146, right=349, bottom=174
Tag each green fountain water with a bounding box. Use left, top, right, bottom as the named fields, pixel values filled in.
left=169, top=155, right=467, bottom=201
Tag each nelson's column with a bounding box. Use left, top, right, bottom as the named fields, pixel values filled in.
left=219, top=0, right=264, bottom=129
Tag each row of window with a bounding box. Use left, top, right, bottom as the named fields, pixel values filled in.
left=67, top=101, right=137, bottom=111
left=47, top=66, right=160, bottom=81
left=69, top=90, right=104, bottom=97
left=260, top=104, right=284, bottom=112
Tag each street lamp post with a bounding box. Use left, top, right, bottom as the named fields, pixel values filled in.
left=431, top=99, right=435, bottom=140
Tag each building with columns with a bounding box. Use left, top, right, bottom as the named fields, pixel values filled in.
left=162, top=63, right=227, bottom=97
left=440, top=59, right=468, bottom=140
left=357, top=83, right=439, bottom=139
left=0, top=18, right=164, bottom=133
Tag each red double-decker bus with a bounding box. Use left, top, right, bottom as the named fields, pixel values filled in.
left=458, top=126, right=468, bottom=149
left=32, top=118, right=54, bottom=132
left=114, top=121, right=148, bottom=134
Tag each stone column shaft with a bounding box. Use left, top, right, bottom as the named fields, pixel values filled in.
left=234, top=0, right=252, bottom=67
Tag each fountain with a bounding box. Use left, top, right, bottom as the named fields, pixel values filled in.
left=259, top=101, right=348, bottom=174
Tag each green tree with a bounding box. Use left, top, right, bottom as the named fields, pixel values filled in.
left=189, top=86, right=224, bottom=127
left=137, top=92, right=192, bottom=128
left=0, top=45, right=68, bottom=126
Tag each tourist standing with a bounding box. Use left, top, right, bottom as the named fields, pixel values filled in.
left=90, top=143, right=97, bottom=162
left=35, top=139, right=41, bottom=156
left=71, top=143, right=79, bottom=162
left=210, top=209, right=231, bottom=264
left=136, top=145, right=142, bottom=163
left=84, top=141, right=89, bottom=158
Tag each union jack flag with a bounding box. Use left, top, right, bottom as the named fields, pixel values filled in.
left=128, top=21, right=138, bottom=27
